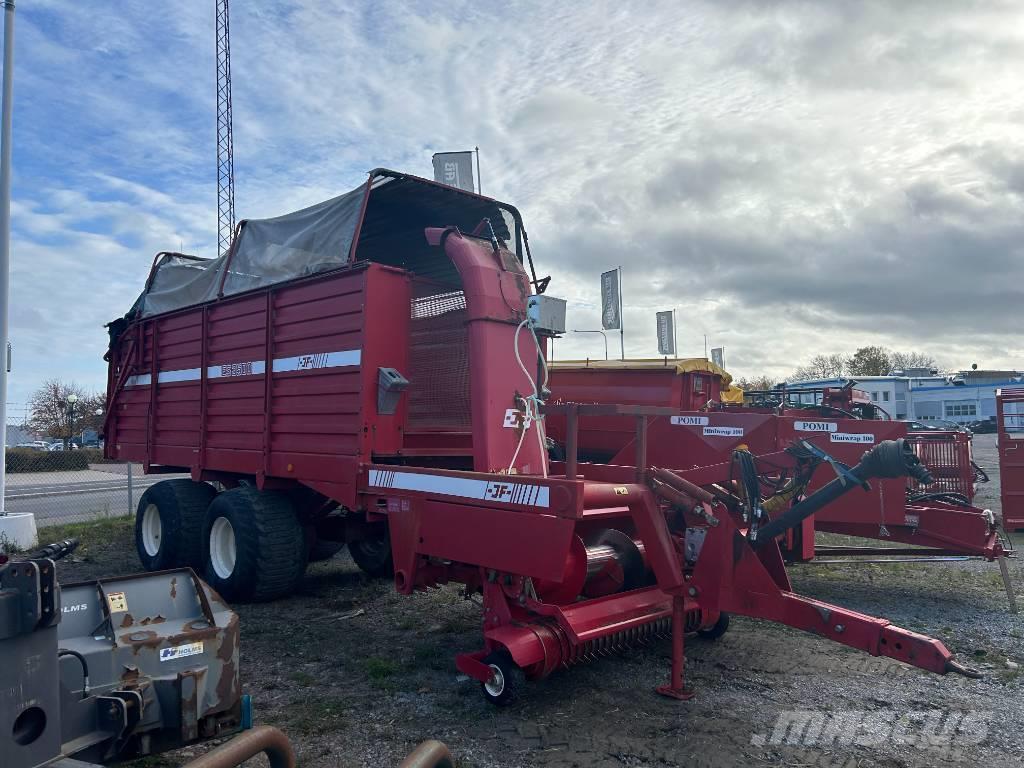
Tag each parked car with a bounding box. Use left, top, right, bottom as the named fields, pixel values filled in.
left=900, top=419, right=971, bottom=433
left=48, top=441, right=80, bottom=451
left=967, top=419, right=997, bottom=434
left=13, top=441, right=50, bottom=451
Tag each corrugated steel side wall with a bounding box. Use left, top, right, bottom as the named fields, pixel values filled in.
left=106, top=264, right=412, bottom=507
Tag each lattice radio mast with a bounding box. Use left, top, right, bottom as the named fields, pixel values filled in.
left=215, top=0, right=235, bottom=257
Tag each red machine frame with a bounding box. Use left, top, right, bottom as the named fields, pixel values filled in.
left=546, top=365, right=1007, bottom=564
left=104, top=170, right=984, bottom=702
left=359, top=409, right=976, bottom=699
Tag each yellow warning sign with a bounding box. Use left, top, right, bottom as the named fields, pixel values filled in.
left=613, top=486, right=629, bottom=496
left=107, top=591, right=128, bottom=613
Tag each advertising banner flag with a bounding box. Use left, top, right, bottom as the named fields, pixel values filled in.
left=432, top=151, right=476, bottom=192
left=656, top=311, right=675, bottom=356
left=601, top=269, right=621, bottom=330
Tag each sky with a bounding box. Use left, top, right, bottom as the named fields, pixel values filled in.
left=6, top=0, right=1024, bottom=416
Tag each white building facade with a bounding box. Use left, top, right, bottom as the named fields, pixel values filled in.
left=782, top=370, right=1024, bottom=425
left=782, top=375, right=911, bottom=419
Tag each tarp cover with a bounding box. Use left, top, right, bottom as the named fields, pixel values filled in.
left=138, top=185, right=366, bottom=317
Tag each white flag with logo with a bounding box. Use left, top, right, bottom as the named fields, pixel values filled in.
left=601, top=269, right=620, bottom=330
left=432, top=151, right=475, bottom=192
left=711, top=347, right=724, bottom=368
left=656, top=311, right=675, bottom=356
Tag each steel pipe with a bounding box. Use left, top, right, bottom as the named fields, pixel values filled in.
left=399, top=740, right=455, bottom=768
left=180, top=726, right=295, bottom=768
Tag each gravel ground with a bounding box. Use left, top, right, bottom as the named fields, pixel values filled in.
left=45, top=434, right=1022, bottom=768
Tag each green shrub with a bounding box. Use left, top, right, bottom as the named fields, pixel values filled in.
left=79, top=448, right=118, bottom=464
left=5, top=448, right=90, bottom=473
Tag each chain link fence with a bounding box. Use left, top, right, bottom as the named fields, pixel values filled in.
left=3, top=448, right=184, bottom=530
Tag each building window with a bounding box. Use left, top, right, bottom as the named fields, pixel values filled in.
left=945, top=403, right=977, bottom=417
left=883, top=391, right=890, bottom=402
left=693, top=375, right=704, bottom=394
left=871, top=392, right=878, bottom=401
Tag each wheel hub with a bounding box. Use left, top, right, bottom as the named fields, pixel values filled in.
left=484, top=664, right=505, bottom=697
left=141, top=504, right=162, bottom=556
left=210, top=516, right=237, bottom=579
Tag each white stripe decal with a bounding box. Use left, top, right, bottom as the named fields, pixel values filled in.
left=120, top=348, right=361, bottom=388
left=367, top=470, right=550, bottom=508
left=273, top=349, right=361, bottom=373
left=157, top=367, right=202, bottom=384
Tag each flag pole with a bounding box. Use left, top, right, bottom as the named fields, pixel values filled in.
left=673, top=309, right=678, bottom=359
left=617, top=265, right=624, bottom=360
left=0, top=0, right=15, bottom=516
left=475, top=146, right=481, bottom=195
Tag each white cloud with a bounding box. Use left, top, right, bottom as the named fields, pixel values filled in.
left=6, top=0, right=1024, bottom=409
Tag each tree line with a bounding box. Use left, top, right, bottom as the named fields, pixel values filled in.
left=735, top=346, right=939, bottom=392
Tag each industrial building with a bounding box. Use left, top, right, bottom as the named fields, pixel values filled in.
left=784, top=369, right=1024, bottom=425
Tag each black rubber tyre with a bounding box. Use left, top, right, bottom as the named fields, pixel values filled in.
left=697, top=612, right=730, bottom=640
left=308, top=535, right=346, bottom=562
left=480, top=651, right=525, bottom=706
left=348, top=535, right=394, bottom=577
left=135, top=479, right=217, bottom=571
left=202, top=486, right=308, bottom=602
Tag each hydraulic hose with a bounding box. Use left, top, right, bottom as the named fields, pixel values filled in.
left=751, top=439, right=932, bottom=548
left=57, top=649, right=90, bottom=699
left=28, top=538, right=79, bottom=561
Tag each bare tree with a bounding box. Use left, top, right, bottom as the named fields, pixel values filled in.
left=735, top=375, right=778, bottom=391
left=27, top=379, right=105, bottom=444
left=889, top=350, right=938, bottom=372
left=792, top=353, right=847, bottom=381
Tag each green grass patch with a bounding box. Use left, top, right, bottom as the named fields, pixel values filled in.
left=290, top=671, right=316, bottom=686
left=40, top=515, right=133, bottom=546
left=364, top=657, right=399, bottom=681
left=0, top=531, right=24, bottom=555
left=285, top=696, right=349, bottom=735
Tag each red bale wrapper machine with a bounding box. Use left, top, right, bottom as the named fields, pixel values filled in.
left=546, top=362, right=1011, bottom=562
left=104, top=170, right=980, bottom=704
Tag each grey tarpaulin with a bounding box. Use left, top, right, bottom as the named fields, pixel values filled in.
left=139, top=185, right=366, bottom=317
left=130, top=169, right=528, bottom=320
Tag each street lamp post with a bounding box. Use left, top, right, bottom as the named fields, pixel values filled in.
left=572, top=329, right=609, bottom=361
left=66, top=393, right=78, bottom=449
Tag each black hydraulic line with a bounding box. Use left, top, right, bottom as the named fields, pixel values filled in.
left=58, top=649, right=90, bottom=699
left=750, top=439, right=933, bottom=549
left=27, top=538, right=79, bottom=562
left=972, top=460, right=990, bottom=484
left=908, top=491, right=971, bottom=506
left=816, top=404, right=862, bottom=420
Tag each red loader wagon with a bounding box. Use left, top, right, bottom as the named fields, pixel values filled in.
left=997, top=388, right=1024, bottom=531
left=105, top=169, right=980, bottom=703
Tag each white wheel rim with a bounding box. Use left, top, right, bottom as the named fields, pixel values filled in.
left=210, top=517, right=237, bottom=579
left=484, top=664, right=505, bottom=697
left=141, top=504, right=162, bottom=557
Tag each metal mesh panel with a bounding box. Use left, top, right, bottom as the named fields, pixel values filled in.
left=907, top=432, right=974, bottom=499
left=408, top=280, right=471, bottom=429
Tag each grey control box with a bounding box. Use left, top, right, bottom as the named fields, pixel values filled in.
left=527, top=295, right=566, bottom=334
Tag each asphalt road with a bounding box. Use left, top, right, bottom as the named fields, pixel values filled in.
left=4, top=470, right=189, bottom=526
